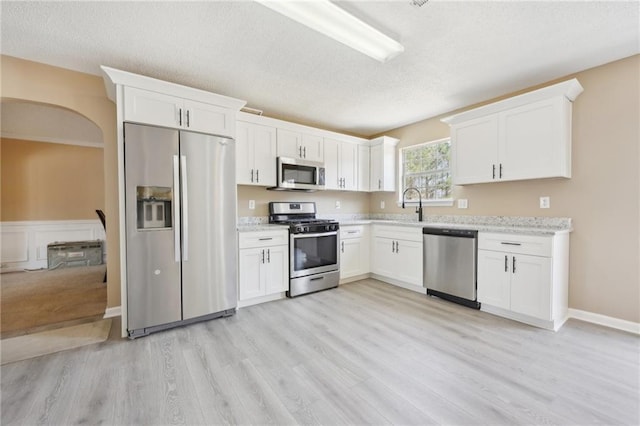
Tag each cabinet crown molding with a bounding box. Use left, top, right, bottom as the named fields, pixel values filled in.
left=100, top=66, right=246, bottom=110
left=441, top=78, right=583, bottom=126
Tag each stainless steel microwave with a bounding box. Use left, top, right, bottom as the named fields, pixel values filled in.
left=270, top=157, right=325, bottom=191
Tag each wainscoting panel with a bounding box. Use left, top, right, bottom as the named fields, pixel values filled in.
left=0, top=220, right=106, bottom=271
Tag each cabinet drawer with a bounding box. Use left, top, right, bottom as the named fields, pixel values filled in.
left=373, top=225, right=422, bottom=242
left=479, top=232, right=552, bottom=257
left=340, top=225, right=364, bottom=239
left=238, top=230, right=288, bottom=249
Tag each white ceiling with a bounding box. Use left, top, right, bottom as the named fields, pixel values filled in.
left=1, top=1, right=638, bottom=138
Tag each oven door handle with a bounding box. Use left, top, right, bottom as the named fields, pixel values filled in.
left=291, top=231, right=339, bottom=239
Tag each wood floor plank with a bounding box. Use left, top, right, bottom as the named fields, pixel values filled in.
left=2, top=278, right=638, bottom=425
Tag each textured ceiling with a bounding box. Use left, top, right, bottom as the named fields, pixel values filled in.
left=1, top=1, right=638, bottom=138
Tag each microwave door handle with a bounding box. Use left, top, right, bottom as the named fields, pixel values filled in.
left=181, top=155, right=189, bottom=261
left=173, top=155, right=181, bottom=262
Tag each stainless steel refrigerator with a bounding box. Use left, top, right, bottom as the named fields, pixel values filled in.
left=124, top=122, right=237, bottom=338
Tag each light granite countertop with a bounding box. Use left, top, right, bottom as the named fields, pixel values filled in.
left=238, top=215, right=572, bottom=236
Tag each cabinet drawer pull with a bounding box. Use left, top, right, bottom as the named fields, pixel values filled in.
left=500, top=242, right=522, bottom=246
left=347, top=231, right=358, bottom=234
left=258, top=237, right=273, bottom=241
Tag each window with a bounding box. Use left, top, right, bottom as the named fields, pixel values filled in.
left=399, top=138, right=452, bottom=205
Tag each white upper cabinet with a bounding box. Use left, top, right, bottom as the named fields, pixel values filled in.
left=324, top=138, right=358, bottom=191
left=443, top=79, right=583, bottom=185
left=369, top=136, right=399, bottom=192
left=358, top=144, right=370, bottom=192
left=123, top=86, right=235, bottom=137
left=236, top=121, right=277, bottom=186
left=276, top=128, right=324, bottom=162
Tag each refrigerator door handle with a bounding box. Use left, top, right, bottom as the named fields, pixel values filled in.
left=181, top=155, right=189, bottom=261
left=173, top=155, right=181, bottom=262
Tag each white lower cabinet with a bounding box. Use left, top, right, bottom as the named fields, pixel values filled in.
left=477, top=232, right=569, bottom=330
left=339, top=225, right=370, bottom=281
left=371, top=225, right=423, bottom=290
left=238, top=229, right=289, bottom=306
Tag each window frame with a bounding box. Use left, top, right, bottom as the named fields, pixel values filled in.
left=396, top=137, right=453, bottom=207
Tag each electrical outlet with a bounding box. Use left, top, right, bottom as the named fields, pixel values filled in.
left=539, top=196, right=550, bottom=209
left=249, top=200, right=255, bottom=210
left=380, top=201, right=385, bottom=209
left=457, top=199, right=468, bottom=209
left=335, top=200, right=341, bottom=209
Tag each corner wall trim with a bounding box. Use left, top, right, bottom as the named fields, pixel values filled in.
left=104, top=306, right=122, bottom=319
left=568, top=308, right=639, bottom=335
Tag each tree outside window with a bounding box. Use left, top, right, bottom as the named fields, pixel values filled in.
left=399, top=138, right=452, bottom=203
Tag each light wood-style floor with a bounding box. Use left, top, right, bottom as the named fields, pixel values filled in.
left=2, top=279, right=639, bottom=425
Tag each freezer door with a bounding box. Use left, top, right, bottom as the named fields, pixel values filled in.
left=124, top=123, right=182, bottom=332
left=180, top=131, right=238, bottom=320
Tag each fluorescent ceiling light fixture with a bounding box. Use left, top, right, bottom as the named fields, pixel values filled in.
left=257, top=0, right=404, bottom=62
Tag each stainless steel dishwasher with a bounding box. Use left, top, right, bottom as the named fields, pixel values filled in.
left=423, top=227, right=480, bottom=309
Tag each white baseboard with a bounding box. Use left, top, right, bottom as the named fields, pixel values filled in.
left=568, top=308, right=640, bottom=335
left=104, top=306, right=122, bottom=319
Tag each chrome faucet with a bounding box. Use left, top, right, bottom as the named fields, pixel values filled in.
left=402, top=187, right=423, bottom=222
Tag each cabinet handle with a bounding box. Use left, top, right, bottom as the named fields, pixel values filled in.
left=267, top=249, right=270, bottom=263
left=396, top=241, right=399, bottom=253
left=298, top=146, right=303, bottom=157
left=186, top=110, right=190, bottom=127
left=391, top=241, right=395, bottom=253
left=500, top=242, right=522, bottom=246
left=256, top=169, right=259, bottom=182
left=499, top=163, right=503, bottom=179
left=378, top=179, right=382, bottom=190
left=512, top=256, right=516, bottom=273
left=303, top=146, right=307, bottom=158
left=341, top=241, right=344, bottom=253
left=492, top=164, right=496, bottom=179
left=505, top=255, right=508, bottom=272
left=178, top=108, right=183, bottom=126
left=258, top=237, right=273, bottom=241
left=261, top=249, right=265, bottom=264
left=250, top=169, right=254, bottom=183
left=347, top=231, right=358, bottom=234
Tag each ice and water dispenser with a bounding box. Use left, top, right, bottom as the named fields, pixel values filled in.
left=136, top=186, right=172, bottom=229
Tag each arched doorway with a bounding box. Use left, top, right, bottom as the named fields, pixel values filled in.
left=1, top=100, right=107, bottom=336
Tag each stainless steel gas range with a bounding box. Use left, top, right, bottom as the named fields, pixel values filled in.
left=269, top=202, right=339, bottom=297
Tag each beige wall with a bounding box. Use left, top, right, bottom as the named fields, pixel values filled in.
left=1, top=55, right=120, bottom=309
left=371, top=55, right=640, bottom=323
left=1, top=138, right=104, bottom=221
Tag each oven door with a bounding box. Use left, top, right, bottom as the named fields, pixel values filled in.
left=290, top=231, right=339, bottom=278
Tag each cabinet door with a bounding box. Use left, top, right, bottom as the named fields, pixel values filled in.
left=264, top=245, right=288, bottom=294
left=184, top=99, right=233, bottom=137
left=358, top=144, right=370, bottom=192
left=251, top=124, right=277, bottom=186
left=238, top=248, right=265, bottom=300
left=500, top=97, right=568, bottom=181
left=301, top=134, right=324, bottom=162
left=323, top=138, right=341, bottom=190
left=236, top=122, right=254, bottom=185
left=394, top=239, right=423, bottom=286
left=451, top=115, right=499, bottom=185
left=340, top=141, right=358, bottom=191
left=276, top=128, right=301, bottom=158
left=340, top=238, right=363, bottom=279
left=477, top=249, right=510, bottom=309
left=510, top=254, right=552, bottom=320
left=372, top=237, right=395, bottom=277
left=370, top=144, right=384, bottom=191
left=124, top=86, right=181, bottom=128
